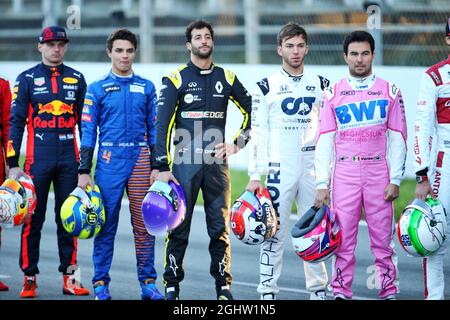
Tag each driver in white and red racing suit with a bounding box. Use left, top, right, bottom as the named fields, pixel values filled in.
left=413, top=21, right=450, bottom=300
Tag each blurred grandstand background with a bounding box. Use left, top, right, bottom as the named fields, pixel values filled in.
left=0, top=0, right=449, bottom=65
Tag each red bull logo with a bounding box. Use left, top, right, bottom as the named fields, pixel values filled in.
left=35, top=100, right=76, bottom=129
left=38, top=100, right=73, bottom=116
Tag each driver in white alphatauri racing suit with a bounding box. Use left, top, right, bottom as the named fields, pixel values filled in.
left=247, top=67, right=330, bottom=300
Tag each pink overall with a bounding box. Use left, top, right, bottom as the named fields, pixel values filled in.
left=316, top=75, right=407, bottom=299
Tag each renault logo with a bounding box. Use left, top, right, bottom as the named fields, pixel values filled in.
left=215, top=81, right=223, bottom=93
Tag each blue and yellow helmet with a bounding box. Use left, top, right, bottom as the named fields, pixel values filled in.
left=61, top=185, right=106, bottom=239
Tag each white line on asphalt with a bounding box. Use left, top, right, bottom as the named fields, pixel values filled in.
left=232, top=280, right=375, bottom=300
left=0, top=274, right=11, bottom=279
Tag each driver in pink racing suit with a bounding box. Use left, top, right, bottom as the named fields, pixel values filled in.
left=314, top=31, right=407, bottom=300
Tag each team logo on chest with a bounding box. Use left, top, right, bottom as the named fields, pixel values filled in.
left=281, top=97, right=315, bottom=116
left=335, top=99, right=388, bottom=129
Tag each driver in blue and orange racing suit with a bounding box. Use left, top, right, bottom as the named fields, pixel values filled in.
left=78, top=29, right=163, bottom=301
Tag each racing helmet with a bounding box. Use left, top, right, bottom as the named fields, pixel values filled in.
left=141, top=180, right=186, bottom=236
left=60, top=185, right=106, bottom=239
left=291, top=205, right=341, bottom=263
left=18, top=176, right=37, bottom=215
left=230, top=188, right=278, bottom=245
left=0, top=178, right=29, bottom=227
left=397, top=198, right=447, bottom=257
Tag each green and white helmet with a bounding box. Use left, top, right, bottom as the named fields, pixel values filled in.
left=397, top=198, right=447, bottom=257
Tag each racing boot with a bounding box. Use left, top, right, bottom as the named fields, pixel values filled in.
left=140, top=279, right=164, bottom=300
left=63, top=274, right=90, bottom=296
left=20, top=276, right=37, bottom=298
left=93, top=280, right=111, bottom=300
left=0, top=280, right=9, bottom=291
left=165, top=286, right=179, bottom=300
left=261, top=293, right=276, bottom=300
left=217, top=285, right=234, bottom=300
left=310, top=290, right=327, bottom=300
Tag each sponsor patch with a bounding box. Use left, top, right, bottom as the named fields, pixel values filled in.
left=105, top=85, right=121, bottom=93
left=34, top=77, right=45, bottom=86
left=130, top=84, right=145, bottom=94
left=184, top=94, right=194, bottom=104
left=6, top=140, right=15, bottom=157
left=63, top=77, right=78, bottom=84
left=335, top=99, right=388, bottom=130
left=82, top=114, right=92, bottom=122
left=215, top=81, right=223, bottom=93
left=181, top=111, right=224, bottom=119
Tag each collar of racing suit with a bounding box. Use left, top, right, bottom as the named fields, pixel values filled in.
left=109, top=70, right=135, bottom=82
left=188, top=60, right=214, bottom=75
left=280, top=68, right=303, bottom=82
left=40, top=62, right=64, bottom=76
left=347, top=73, right=376, bottom=90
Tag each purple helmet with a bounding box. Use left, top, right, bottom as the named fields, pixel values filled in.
left=141, top=180, right=186, bottom=236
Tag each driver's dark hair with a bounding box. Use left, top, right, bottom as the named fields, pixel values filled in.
left=343, top=30, right=375, bottom=55
left=277, top=22, right=308, bottom=46
left=185, top=19, right=214, bottom=43
left=107, top=28, right=137, bottom=51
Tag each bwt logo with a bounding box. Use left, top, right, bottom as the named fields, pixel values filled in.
left=336, top=99, right=388, bottom=125
left=281, top=97, right=315, bottom=116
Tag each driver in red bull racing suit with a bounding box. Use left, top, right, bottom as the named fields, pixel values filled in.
left=7, top=26, right=89, bottom=298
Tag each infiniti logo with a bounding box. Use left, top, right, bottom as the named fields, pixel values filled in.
left=188, top=82, right=197, bottom=87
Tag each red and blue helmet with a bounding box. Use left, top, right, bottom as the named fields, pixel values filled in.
left=230, top=188, right=278, bottom=245
left=291, top=205, right=341, bottom=263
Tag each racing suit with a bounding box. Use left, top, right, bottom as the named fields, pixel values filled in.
left=7, top=63, right=86, bottom=275
left=0, top=76, right=11, bottom=182
left=315, top=74, right=407, bottom=299
left=79, top=71, right=158, bottom=286
left=248, top=69, right=329, bottom=297
left=155, top=61, right=252, bottom=293
left=0, top=76, right=11, bottom=258
left=413, top=54, right=450, bottom=300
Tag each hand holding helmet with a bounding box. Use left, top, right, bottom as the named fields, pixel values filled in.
left=60, top=185, right=106, bottom=239
left=291, top=205, right=341, bottom=263
left=0, top=178, right=29, bottom=227
left=141, top=180, right=186, bottom=236
left=18, top=176, right=37, bottom=215
left=230, top=188, right=278, bottom=245
left=397, top=197, right=447, bottom=257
